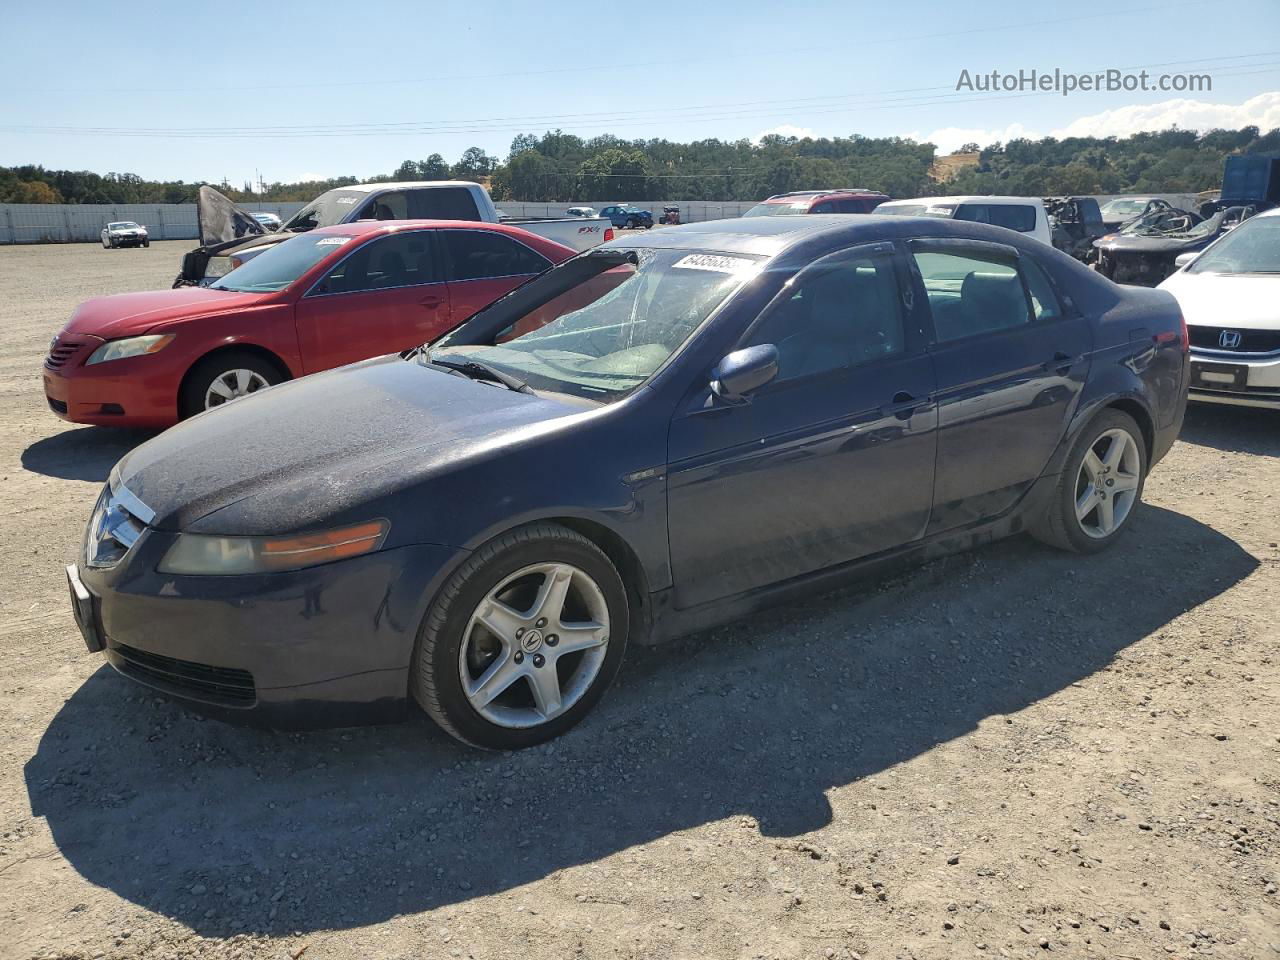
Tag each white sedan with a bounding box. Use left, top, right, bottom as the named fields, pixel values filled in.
left=100, top=221, right=149, bottom=249
left=1159, top=207, right=1280, bottom=409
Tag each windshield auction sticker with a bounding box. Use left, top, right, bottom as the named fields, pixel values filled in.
left=672, top=254, right=756, bottom=274
left=316, top=237, right=352, bottom=246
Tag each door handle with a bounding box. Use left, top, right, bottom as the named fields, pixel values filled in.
left=881, top=391, right=923, bottom=421
left=418, top=294, right=445, bottom=308
left=1043, top=351, right=1076, bottom=374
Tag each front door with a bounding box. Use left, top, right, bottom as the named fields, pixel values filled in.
left=907, top=240, right=1093, bottom=534
left=667, top=243, right=938, bottom=609
left=293, top=231, right=451, bottom=373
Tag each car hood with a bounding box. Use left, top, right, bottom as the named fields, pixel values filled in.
left=1093, top=232, right=1212, bottom=254
left=1158, top=271, right=1280, bottom=329
left=114, top=356, right=589, bottom=535
left=63, top=287, right=269, bottom=338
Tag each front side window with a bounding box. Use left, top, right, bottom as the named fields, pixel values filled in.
left=429, top=249, right=759, bottom=400
left=440, top=231, right=551, bottom=281
left=744, top=247, right=905, bottom=381
left=309, top=231, right=440, bottom=295
left=359, top=192, right=409, bottom=221
left=1189, top=213, right=1280, bottom=275
left=953, top=204, right=1037, bottom=233
left=912, top=249, right=1031, bottom=342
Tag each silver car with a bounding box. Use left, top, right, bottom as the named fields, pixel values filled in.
left=101, top=221, right=149, bottom=249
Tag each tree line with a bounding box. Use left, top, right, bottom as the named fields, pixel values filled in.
left=3, top=125, right=1278, bottom=205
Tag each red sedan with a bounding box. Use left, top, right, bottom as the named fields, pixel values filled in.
left=43, top=221, right=576, bottom=428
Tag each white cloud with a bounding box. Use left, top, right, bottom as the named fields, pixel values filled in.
left=1048, top=91, right=1280, bottom=139
left=908, top=122, right=1042, bottom=153
left=755, top=124, right=815, bottom=142
left=911, top=93, right=1280, bottom=152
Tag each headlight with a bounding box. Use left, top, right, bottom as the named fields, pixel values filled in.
left=86, top=334, right=175, bottom=365
left=157, top=520, right=389, bottom=575
left=204, top=256, right=234, bottom=279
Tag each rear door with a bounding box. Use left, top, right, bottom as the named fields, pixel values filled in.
left=908, top=239, right=1092, bottom=534
left=293, top=231, right=451, bottom=373
left=438, top=229, right=553, bottom=323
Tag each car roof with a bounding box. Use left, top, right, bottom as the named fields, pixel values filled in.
left=599, top=212, right=1049, bottom=260
left=879, top=196, right=1043, bottom=207
left=762, top=189, right=888, bottom=201
left=303, top=219, right=574, bottom=251
left=323, top=180, right=483, bottom=194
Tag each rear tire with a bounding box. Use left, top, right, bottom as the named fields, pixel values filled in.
left=179, top=351, right=282, bottom=419
left=1031, top=409, right=1146, bottom=554
left=411, top=522, right=630, bottom=750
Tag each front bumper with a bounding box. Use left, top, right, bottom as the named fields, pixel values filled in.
left=43, top=340, right=182, bottom=427
left=1188, top=349, right=1280, bottom=409
left=74, top=531, right=465, bottom=729
left=108, top=234, right=148, bottom=247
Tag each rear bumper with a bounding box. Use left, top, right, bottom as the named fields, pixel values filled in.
left=1188, top=350, right=1280, bottom=410
left=76, top=537, right=466, bottom=729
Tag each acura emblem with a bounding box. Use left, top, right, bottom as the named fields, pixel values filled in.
left=1219, top=329, right=1242, bottom=349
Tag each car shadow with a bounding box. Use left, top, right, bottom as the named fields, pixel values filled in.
left=1178, top=402, right=1280, bottom=458
left=23, top=505, right=1256, bottom=937
left=20, top=426, right=157, bottom=482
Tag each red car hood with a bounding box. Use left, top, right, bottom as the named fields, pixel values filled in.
left=63, top=287, right=270, bottom=339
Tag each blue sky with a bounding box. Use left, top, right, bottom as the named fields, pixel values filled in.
left=3, top=0, right=1279, bottom=185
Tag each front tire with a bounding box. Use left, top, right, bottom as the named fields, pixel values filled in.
left=411, top=523, right=630, bottom=750
left=179, top=351, right=281, bottom=419
left=1031, top=409, right=1146, bottom=553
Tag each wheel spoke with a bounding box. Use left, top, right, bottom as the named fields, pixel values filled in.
left=552, top=621, right=608, bottom=656
left=475, top=599, right=525, bottom=641
left=209, top=377, right=235, bottom=400
left=1082, top=449, right=1104, bottom=483
left=1096, top=494, right=1116, bottom=534
left=1111, top=472, right=1140, bottom=493
left=466, top=652, right=523, bottom=708
left=1075, top=485, right=1101, bottom=522
left=234, top=369, right=252, bottom=395
left=1103, top=433, right=1128, bottom=471
left=532, top=566, right=573, bottom=626
left=527, top=663, right=563, bottom=719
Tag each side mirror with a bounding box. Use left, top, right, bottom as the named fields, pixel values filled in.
left=711, top=344, right=779, bottom=402
left=1174, top=251, right=1199, bottom=269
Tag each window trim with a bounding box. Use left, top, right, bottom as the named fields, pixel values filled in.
left=302, top=228, right=445, bottom=299
left=436, top=227, right=553, bottom=284
left=906, top=238, right=1050, bottom=348
left=735, top=240, right=917, bottom=386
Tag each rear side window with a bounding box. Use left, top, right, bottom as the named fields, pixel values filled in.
left=310, top=231, right=440, bottom=295
left=835, top=197, right=879, bottom=213
left=912, top=249, right=1031, bottom=342
left=953, top=203, right=1037, bottom=233
left=1020, top=257, right=1063, bottom=321
left=409, top=187, right=481, bottom=221
left=440, top=230, right=551, bottom=281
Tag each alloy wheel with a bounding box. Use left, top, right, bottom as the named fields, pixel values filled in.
left=1074, top=427, right=1141, bottom=538
left=458, top=562, right=610, bottom=729
left=204, top=369, right=270, bottom=409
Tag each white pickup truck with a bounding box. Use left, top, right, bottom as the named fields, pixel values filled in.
left=179, top=182, right=613, bottom=286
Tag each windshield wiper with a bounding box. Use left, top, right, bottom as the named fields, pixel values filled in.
left=428, top=356, right=533, bottom=394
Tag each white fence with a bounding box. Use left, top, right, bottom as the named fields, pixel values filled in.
left=0, top=202, right=307, bottom=244
left=0, top=195, right=1207, bottom=244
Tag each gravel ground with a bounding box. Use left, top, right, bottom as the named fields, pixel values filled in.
left=1, top=240, right=1277, bottom=960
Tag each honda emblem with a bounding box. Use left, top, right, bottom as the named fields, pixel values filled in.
left=1219, top=329, right=1242, bottom=349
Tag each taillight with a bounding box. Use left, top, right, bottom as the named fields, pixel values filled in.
left=604, top=228, right=614, bottom=243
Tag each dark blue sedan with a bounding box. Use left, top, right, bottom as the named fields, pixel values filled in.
left=68, top=215, right=1189, bottom=749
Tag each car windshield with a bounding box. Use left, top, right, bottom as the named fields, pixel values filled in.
left=210, top=233, right=353, bottom=293
left=1101, top=199, right=1148, bottom=218
left=280, top=189, right=366, bottom=232
left=109, top=222, right=139, bottom=229
left=1189, top=214, right=1280, bottom=274
left=878, top=203, right=956, bottom=218
left=426, top=248, right=761, bottom=401
left=743, top=200, right=810, bottom=217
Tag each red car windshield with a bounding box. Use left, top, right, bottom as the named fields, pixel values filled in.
left=743, top=200, right=812, bottom=217
left=210, top=234, right=354, bottom=293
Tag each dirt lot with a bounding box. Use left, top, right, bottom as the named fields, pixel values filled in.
left=0, top=240, right=1277, bottom=960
